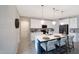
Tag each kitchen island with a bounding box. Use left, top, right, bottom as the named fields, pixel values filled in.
left=35, top=33, right=69, bottom=54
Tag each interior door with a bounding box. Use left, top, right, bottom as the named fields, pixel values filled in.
left=17, top=17, right=31, bottom=54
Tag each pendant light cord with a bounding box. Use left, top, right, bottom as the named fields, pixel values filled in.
left=41, top=5, right=44, bottom=20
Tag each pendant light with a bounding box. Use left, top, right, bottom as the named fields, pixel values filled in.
left=52, top=21, right=56, bottom=25
left=40, top=5, right=45, bottom=25
left=60, top=10, right=64, bottom=25
left=41, top=20, right=45, bottom=25
left=52, top=8, right=56, bottom=25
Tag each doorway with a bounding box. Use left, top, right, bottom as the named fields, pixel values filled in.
left=17, top=17, right=32, bottom=54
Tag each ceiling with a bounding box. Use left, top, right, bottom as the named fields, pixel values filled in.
left=16, top=5, right=79, bottom=20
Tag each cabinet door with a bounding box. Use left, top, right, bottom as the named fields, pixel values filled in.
left=69, top=18, right=77, bottom=28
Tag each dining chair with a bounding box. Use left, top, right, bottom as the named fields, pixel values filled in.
left=54, top=37, right=68, bottom=53
left=35, top=39, right=46, bottom=54
left=55, top=37, right=67, bottom=47
left=68, top=35, right=74, bottom=52
left=40, top=40, right=57, bottom=54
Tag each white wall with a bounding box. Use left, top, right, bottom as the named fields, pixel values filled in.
left=0, top=6, right=20, bottom=54
left=31, top=19, right=59, bottom=33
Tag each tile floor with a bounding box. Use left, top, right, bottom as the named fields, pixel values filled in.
left=23, top=42, right=79, bottom=54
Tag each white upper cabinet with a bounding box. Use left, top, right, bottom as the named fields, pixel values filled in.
left=31, top=19, right=54, bottom=28
left=69, top=18, right=77, bottom=28
left=31, top=19, right=41, bottom=28
left=59, top=19, right=69, bottom=25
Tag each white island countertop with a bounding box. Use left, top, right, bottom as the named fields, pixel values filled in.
left=36, top=33, right=66, bottom=42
